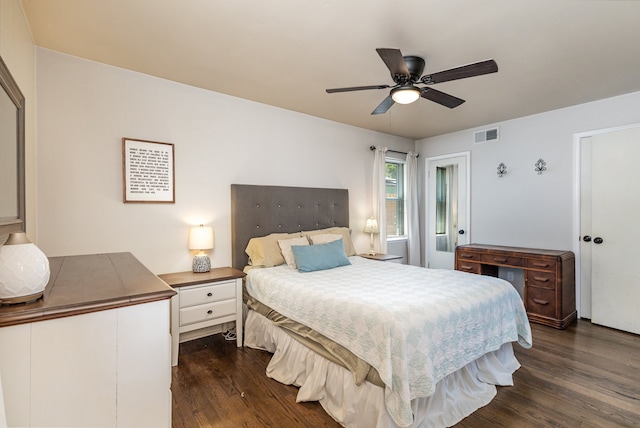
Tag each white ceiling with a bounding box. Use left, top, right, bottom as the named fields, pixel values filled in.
left=21, top=0, right=640, bottom=140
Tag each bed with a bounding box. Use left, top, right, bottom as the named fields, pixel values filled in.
left=231, top=184, right=532, bottom=428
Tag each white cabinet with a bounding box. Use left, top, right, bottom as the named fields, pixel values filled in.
left=0, top=253, right=175, bottom=428
left=0, top=300, right=171, bottom=427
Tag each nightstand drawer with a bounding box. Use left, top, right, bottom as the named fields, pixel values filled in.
left=179, top=281, right=236, bottom=308
left=180, top=299, right=237, bottom=326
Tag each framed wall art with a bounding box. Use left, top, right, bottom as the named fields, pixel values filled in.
left=122, top=138, right=175, bottom=203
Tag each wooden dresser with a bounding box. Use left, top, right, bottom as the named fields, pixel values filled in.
left=455, top=244, right=576, bottom=329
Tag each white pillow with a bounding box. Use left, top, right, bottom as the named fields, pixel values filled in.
left=278, top=236, right=309, bottom=269
left=310, top=233, right=342, bottom=245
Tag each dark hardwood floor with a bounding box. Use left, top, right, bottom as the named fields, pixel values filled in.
left=172, top=320, right=640, bottom=427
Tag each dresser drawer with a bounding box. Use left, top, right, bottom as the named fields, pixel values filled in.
left=526, top=258, right=557, bottom=271
left=180, top=281, right=236, bottom=308
left=526, top=270, right=556, bottom=289
left=180, top=299, right=237, bottom=326
left=526, top=287, right=556, bottom=319
left=456, top=251, right=482, bottom=262
left=480, top=254, right=525, bottom=267
left=456, top=261, right=482, bottom=274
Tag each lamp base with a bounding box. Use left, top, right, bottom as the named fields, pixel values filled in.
left=192, top=255, right=211, bottom=273
left=0, top=291, right=44, bottom=305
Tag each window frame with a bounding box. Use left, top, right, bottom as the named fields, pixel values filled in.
left=384, top=157, right=407, bottom=239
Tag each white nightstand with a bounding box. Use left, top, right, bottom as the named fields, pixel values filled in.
left=159, top=267, right=246, bottom=366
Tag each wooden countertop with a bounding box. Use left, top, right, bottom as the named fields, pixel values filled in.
left=0, top=252, right=176, bottom=328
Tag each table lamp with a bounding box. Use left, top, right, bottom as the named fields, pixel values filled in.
left=364, top=217, right=379, bottom=256
left=189, top=224, right=214, bottom=273
left=0, top=232, right=50, bottom=304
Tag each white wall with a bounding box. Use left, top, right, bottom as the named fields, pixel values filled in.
left=35, top=49, right=413, bottom=274
left=417, top=91, right=640, bottom=258
left=0, top=0, right=36, bottom=238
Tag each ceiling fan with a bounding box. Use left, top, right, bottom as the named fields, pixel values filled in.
left=326, top=48, right=498, bottom=115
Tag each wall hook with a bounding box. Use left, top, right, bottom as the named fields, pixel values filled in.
left=534, top=158, right=547, bottom=174
left=496, top=162, right=507, bottom=177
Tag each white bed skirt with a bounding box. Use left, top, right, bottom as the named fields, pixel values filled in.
left=244, top=309, right=521, bottom=428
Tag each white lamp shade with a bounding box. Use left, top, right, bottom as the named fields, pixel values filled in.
left=364, top=218, right=379, bottom=234
left=188, top=225, right=214, bottom=250
left=0, top=232, right=50, bottom=303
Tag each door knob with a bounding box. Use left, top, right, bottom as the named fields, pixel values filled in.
left=458, top=229, right=465, bottom=235
left=593, top=237, right=604, bottom=244
left=583, top=235, right=591, bottom=242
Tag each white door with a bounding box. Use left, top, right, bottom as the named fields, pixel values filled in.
left=426, top=153, right=469, bottom=269
left=581, top=126, right=640, bottom=334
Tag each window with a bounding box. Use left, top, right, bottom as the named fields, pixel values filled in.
left=385, top=160, right=405, bottom=237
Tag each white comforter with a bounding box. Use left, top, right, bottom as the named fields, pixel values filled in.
left=245, top=256, right=532, bottom=427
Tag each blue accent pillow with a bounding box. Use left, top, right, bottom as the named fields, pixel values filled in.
left=291, top=238, right=351, bottom=273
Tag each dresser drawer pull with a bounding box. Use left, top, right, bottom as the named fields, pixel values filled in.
left=207, top=292, right=213, bottom=297
left=460, top=265, right=474, bottom=270
left=533, top=276, right=550, bottom=282
left=533, top=298, right=549, bottom=305
left=532, top=262, right=550, bottom=268
left=207, top=310, right=213, bottom=315
left=493, top=257, right=507, bottom=263
left=460, top=254, right=474, bottom=259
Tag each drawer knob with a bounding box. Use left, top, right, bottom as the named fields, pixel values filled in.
left=207, top=310, right=213, bottom=315
left=533, top=276, right=550, bottom=282
left=461, top=265, right=474, bottom=270
left=207, top=292, right=213, bottom=297
left=493, top=257, right=507, bottom=263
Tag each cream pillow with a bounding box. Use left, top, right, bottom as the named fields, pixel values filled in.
left=304, top=227, right=356, bottom=256
left=245, top=232, right=302, bottom=267
left=278, top=236, right=309, bottom=269
left=310, top=233, right=342, bottom=245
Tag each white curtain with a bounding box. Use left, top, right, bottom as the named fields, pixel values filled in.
left=406, top=151, right=421, bottom=266
left=372, top=146, right=388, bottom=254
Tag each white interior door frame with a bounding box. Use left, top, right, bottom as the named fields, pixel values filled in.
left=572, top=122, right=640, bottom=319
left=424, top=151, right=471, bottom=268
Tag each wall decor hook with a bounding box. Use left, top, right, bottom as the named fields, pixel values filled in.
left=496, top=162, right=507, bottom=177
left=534, top=158, right=547, bottom=174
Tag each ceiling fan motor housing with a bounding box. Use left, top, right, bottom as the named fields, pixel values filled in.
left=403, top=56, right=426, bottom=82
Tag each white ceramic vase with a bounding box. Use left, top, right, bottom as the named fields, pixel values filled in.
left=0, top=232, right=50, bottom=304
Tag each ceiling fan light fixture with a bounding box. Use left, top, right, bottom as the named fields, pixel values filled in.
left=391, top=86, right=420, bottom=104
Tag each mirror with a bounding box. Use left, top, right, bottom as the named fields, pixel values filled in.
left=0, top=55, right=25, bottom=237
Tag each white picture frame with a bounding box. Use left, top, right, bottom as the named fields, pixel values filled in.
left=122, top=138, right=175, bottom=203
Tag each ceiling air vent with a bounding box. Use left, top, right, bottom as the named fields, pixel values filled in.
left=474, top=127, right=499, bottom=144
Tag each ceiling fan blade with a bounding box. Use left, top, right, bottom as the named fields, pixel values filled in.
left=376, top=48, right=410, bottom=83
left=421, top=59, right=498, bottom=84
left=371, top=95, right=395, bottom=115
left=326, top=84, right=390, bottom=93
left=420, top=88, right=465, bottom=109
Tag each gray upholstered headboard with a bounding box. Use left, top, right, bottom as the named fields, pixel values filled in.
left=231, top=184, right=349, bottom=270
